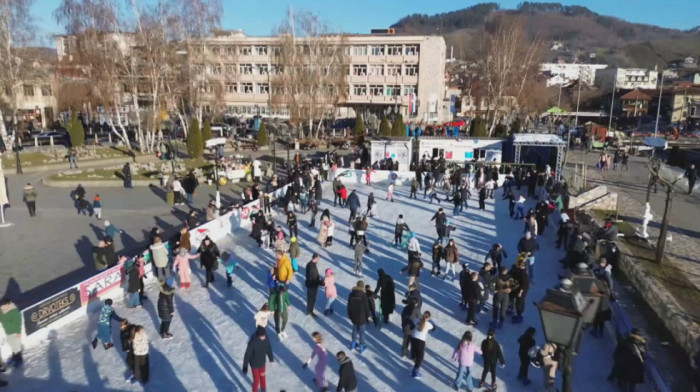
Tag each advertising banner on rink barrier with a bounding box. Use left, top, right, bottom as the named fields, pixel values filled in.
left=23, top=287, right=82, bottom=335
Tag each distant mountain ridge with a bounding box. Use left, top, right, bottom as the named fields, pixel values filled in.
left=390, top=2, right=700, bottom=68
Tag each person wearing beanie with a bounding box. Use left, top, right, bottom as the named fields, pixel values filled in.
left=274, top=230, right=288, bottom=254
left=172, top=247, right=199, bottom=289
left=323, top=268, right=337, bottom=316
left=92, top=298, right=124, bottom=350
left=22, top=182, right=37, bottom=217
left=305, top=253, right=324, bottom=318
left=287, top=210, right=298, bottom=238
left=480, top=329, right=506, bottom=389
left=243, top=327, right=274, bottom=392
left=157, top=279, right=176, bottom=339
left=347, top=280, right=371, bottom=353
left=289, top=236, right=300, bottom=272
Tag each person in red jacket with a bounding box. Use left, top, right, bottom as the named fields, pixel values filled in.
left=338, top=186, right=348, bottom=207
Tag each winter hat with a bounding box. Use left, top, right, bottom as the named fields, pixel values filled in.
left=291, top=237, right=297, bottom=243
left=278, top=231, right=284, bottom=239
left=409, top=231, right=415, bottom=238
left=104, top=299, right=113, bottom=306
left=312, top=252, right=320, bottom=259
left=178, top=248, right=188, bottom=256
left=166, top=277, right=176, bottom=288
left=104, top=220, right=111, bottom=226
left=325, top=268, right=333, bottom=275
left=356, top=280, right=365, bottom=290
left=256, top=327, right=267, bottom=337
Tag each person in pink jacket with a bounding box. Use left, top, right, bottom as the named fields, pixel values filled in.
left=452, top=330, right=482, bottom=391
left=172, top=247, right=199, bottom=289
left=323, top=268, right=337, bottom=316
left=302, top=331, right=329, bottom=390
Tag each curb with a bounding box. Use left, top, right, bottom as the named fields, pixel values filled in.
left=42, top=177, right=159, bottom=188
left=3, top=154, right=160, bottom=174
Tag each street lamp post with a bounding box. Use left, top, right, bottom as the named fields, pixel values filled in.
left=654, top=71, right=667, bottom=138
left=535, top=279, right=593, bottom=392
left=271, top=132, right=276, bottom=177
left=13, top=133, right=22, bottom=174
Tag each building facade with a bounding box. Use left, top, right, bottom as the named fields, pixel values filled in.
left=540, top=63, right=608, bottom=87
left=596, top=68, right=659, bottom=90
left=670, top=85, right=700, bottom=122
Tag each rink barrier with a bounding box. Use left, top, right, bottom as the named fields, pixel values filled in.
left=332, top=169, right=508, bottom=187
left=8, top=183, right=291, bottom=352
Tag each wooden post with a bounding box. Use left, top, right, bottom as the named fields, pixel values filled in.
left=655, top=184, right=673, bottom=264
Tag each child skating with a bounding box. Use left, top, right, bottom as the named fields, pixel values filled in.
left=302, top=332, right=330, bottom=391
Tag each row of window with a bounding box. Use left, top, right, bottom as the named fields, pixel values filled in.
left=351, top=85, right=417, bottom=97
left=195, top=44, right=420, bottom=57
left=12, top=85, right=53, bottom=97
left=351, top=64, right=418, bottom=77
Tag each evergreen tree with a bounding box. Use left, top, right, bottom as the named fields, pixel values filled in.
left=391, top=113, right=406, bottom=137
left=201, top=118, right=213, bottom=148
left=354, top=111, right=365, bottom=145
left=510, top=117, right=522, bottom=135
left=187, top=118, right=203, bottom=159
left=257, top=121, right=269, bottom=146
left=379, top=115, right=391, bottom=137
left=494, top=124, right=508, bottom=138
left=469, top=117, right=488, bottom=137
left=67, top=111, right=85, bottom=148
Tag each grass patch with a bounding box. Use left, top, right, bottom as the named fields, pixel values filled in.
left=590, top=209, right=636, bottom=237
left=1, top=146, right=143, bottom=168
left=47, top=168, right=156, bottom=182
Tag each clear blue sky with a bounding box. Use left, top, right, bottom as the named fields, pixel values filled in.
left=33, top=0, right=699, bottom=46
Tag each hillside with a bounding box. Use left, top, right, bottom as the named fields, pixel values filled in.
left=391, top=2, right=700, bottom=67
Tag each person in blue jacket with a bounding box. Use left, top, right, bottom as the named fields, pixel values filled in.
left=92, top=299, right=123, bottom=350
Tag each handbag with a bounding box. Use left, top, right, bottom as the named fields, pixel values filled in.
left=213, top=258, right=220, bottom=271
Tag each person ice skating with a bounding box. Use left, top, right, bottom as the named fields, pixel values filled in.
left=452, top=330, right=482, bottom=391
left=374, top=269, right=396, bottom=324
left=130, top=325, right=149, bottom=385
left=289, top=237, right=301, bottom=272
left=459, top=265, right=470, bottom=309
left=427, top=184, right=441, bottom=204
left=367, top=192, right=377, bottom=217
left=479, top=329, right=505, bottom=389
left=243, top=328, right=274, bottom=392
left=119, top=320, right=136, bottom=377
left=517, top=327, right=536, bottom=385
left=92, top=298, right=123, bottom=350
left=347, top=280, right=371, bottom=353
left=317, top=210, right=331, bottom=246
left=410, top=311, right=436, bottom=378
left=407, top=257, right=423, bottom=287
left=255, top=303, right=273, bottom=331
left=172, top=247, right=199, bottom=289
left=365, top=285, right=380, bottom=327
left=503, top=190, right=515, bottom=218
left=450, top=189, right=462, bottom=216
left=491, top=267, right=519, bottom=329
left=336, top=351, right=358, bottom=392
left=386, top=181, right=395, bottom=202
left=287, top=211, right=298, bottom=238
left=347, top=190, right=360, bottom=222
left=22, top=183, right=37, bottom=217
left=431, top=208, right=448, bottom=245
left=309, top=198, right=318, bottom=228
left=323, top=268, right=337, bottom=316
left=353, top=241, right=365, bottom=277
left=508, top=259, right=530, bottom=323
left=305, top=253, right=325, bottom=317
left=401, top=298, right=421, bottom=358
left=365, top=167, right=372, bottom=185
left=514, top=194, right=526, bottom=219
left=484, top=244, right=508, bottom=273
left=0, top=299, right=23, bottom=367
left=431, top=241, right=443, bottom=276
left=444, top=239, right=460, bottom=281
left=460, top=184, right=472, bottom=212
left=355, top=216, right=369, bottom=250
left=410, top=177, right=419, bottom=199
left=478, top=186, right=487, bottom=210
left=275, top=250, right=294, bottom=285
left=303, top=332, right=330, bottom=391
left=150, top=236, right=170, bottom=281
left=270, top=284, right=291, bottom=339
left=198, top=236, right=221, bottom=288
left=517, top=231, right=539, bottom=282
left=403, top=283, right=423, bottom=313
left=464, top=271, right=481, bottom=326
left=394, top=215, right=409, bottom=247
left=325, top=219, right=335, bottom=247
left=274, top=230, right=288, bottom=254
left=157, top=278, right=176, bottom=339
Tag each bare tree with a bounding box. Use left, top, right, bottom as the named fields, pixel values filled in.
left=272, top=10, right=348, bottom=140
left=471, top=16, right=543, bottom=135
left=0, top=0, right=35, bottom=138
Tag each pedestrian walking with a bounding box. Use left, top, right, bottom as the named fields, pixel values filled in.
left=243, top=328, right=274, bottom=392
left=22, top=183, right=37, bottom=217
left=303, top=331, right=330, bottom=391
left=305, top=253, right=324, bottom=318
left=410, top=311, right=436, bottom=378
left=541, top=343, right=559, bottom=391
left=69, top=147, right=79, bottom=169
left=347, top=280, right=371, bottom=353
left=198, top=236, right=221, bottom=288
left=323, top=268, right=337, bottom=316
left=611, top=328, right=647, bottom=392
left=157, top=278, right=176, bottom=339
left=92, top=194, right=102, bottom=220
left=0, top=299, right=23, bottom=367
left=182, top=170, right=198, bottom=204
left=452, top=330, right=482, bottom=391
left=479, top=329, right=505, bottom=389
left=123, top=162, right=132, bottom=188
left=517, top=327, right=536, bottom=385
left=335, top=351, right=358, bottom=392
left=431, top=241, right=443, bottom=277
left=686, top=164, right=697, bottom=195
left=92, top=298, right=123, bottom=350
left=444, top=239, right=460, bottom=281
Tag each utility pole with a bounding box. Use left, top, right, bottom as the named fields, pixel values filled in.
left=654, top=70, right=666, bottom=138
left=656, top=183, right=673, bottom=264
left=608, top=75, right=617, bottom=132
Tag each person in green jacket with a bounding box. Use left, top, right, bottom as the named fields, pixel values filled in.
left=22, top=183, right=37, bottom=217
left=0, top=299, right=22, bottom=367
left=269, top=284, right=291, bottom=339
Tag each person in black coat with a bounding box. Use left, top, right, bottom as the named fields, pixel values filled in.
left=401, top=298, right=421, bottom=358
left=198, top=237, right=220, bottom=288
left=313, top=177, right=323, bottom=203
left=103, top=237, right=118, bottom=268
left=517, top=327, right=536, bottom=384
left=373, top=269, right=396, bottom=324
left=243, top=328, right=274, bottom=391
left=480, top=329, right=506, bottom=388
left=503, top=190, right=515, bottom=217
left=347, top=281, right=371, bottom=351
left=508, top=259, right=530, bottom=323
left=403, top=284, right=422, bottom=313
left=464, top=271, right=482, bottom=325
left=336, top=351, right=358, bottom=392
left=611, top=328, right=646, bottom=390
left=157, top=279, right=176, bottom=339
left=127, top=263, right=141, bottom=308
left=484, top=243, right=508, bottom=272
left=286, top=211, right=298, bottom=238
left=305, top=253, right=324, bottom=317
left=430, top=209, right=448, bottom=244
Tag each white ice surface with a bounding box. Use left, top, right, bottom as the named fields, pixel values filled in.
left=9, top=183, right=639, bottom=391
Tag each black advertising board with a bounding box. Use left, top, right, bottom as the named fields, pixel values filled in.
left=23, top=287, right=81, bottom=335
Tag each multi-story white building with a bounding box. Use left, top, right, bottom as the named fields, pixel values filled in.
left=540, top=63, right=608, bottom=87
left=595, top=68, right=659, bottom=90
left=195, top=30, right=447, bottom=122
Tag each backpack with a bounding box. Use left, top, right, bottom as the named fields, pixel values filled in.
left=528, top=346, right=543, bottom=368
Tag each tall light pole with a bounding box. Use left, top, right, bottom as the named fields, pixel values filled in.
left=608, top=74, right=617, bottom=132
left=574, top=68, right=583, bottom=128
left=654, top=70, right=666, bottom=137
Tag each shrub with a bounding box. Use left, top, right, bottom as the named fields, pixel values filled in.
left=391, top=113, right=406, bottom=137
left=257, top=121, right=269, bottom=146
left=354, top=112, right=365, bottom=145
left=187, top=119, right=203, bottom=158
left=379, top=115, right=391, bottom=137
left=469, top=117, right=488, bottom=137
left=201, top=118, right=213, bottom=148
left=67, top=111, right=85, bottom=148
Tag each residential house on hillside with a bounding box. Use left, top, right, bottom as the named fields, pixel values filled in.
left=595, top=68, right=659, bottom=90
left=683, top=56, right=698, bottom=69
left=620, top=89, right=652, bottom=117
left=541, top=63, right=607, bottom=87
left=670, top=84, right=700, bottom=122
